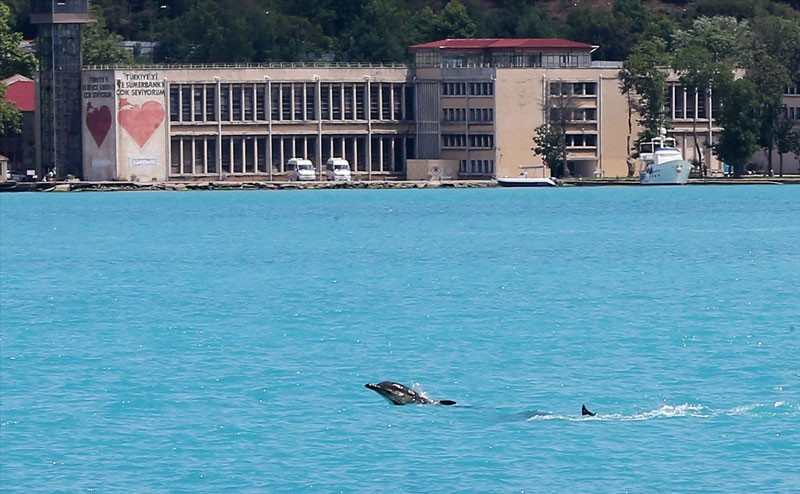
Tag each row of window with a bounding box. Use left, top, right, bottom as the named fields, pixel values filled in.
left=417, top=52, right=592, bottom=69
left=442, top=134, right=495, bottom=149
left=169, top=134, right=413, bottom=176
left=442, top=82, right=495, bottom=96
left=442, top=107, right=494, bottom=122
left=168, top=82, right=413, bottom=123
left=459, top=159, right=495, bottom=175
left=664, top=85, right=717, bottom=120
left=565, top=134, right=597, bottom=147
left=785, top=86, right=800, bottom=95
left=549, top=82, right=598, bottom=97
left=549, top=108, right=597, bottom=122
left=782, top=106, right=800, bottom=121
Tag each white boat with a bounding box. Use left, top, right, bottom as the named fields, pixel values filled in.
left=496, top=176, right=561, bottom=187
left=638, top=129, right=692, bottom=185
left=496, top=166, right=562, bottom=187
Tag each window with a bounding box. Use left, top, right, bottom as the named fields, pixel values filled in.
left=320, top=83, right=331, bottom=120
left=370, top=84, right=380, bottom=120
left=220, top=85, right=230, bottom=121
left=332, top=83, right=342, bottom=120
left=344, top=84, right=354, bottom=120
left=270, top=84, right=280, bottom=120
left=193, top=86, right=203, bottom=121
left=256, top=84, right=266, bottom=120
left=443, top=83, right=466, bottom=96
left=281, top=84, right=292, bottom=121
left=244, top=84, right=254, bottom=121
left=469, top=82, right=493, bottom=96
left=565, top=134, right=597, bottom=148
left=294, top=84, right=304, bottom=120
left=206, top=85, right=217, bottom=120
left=306, top=84, right=315, bottom=120
left=232, top=84, right=243, bottom=121
left=181, top=86, right=191, bottom=121
left=356, top=84, right=365, bottom=120
left=381, top=84, right=392, bottom=120
left=442, top=134, right=466, bottom=148
left=169, top=86, right=179, bottom=122
left=469, top=134, right=494, bottom=148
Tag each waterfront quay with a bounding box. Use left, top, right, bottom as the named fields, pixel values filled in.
left=2, top=176, right=799, bottom=192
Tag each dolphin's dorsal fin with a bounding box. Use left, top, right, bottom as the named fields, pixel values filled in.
left=581, top=404, right=596, bottom=416
left=438, top=400, right=457, bottom=406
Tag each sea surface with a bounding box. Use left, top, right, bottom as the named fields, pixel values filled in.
left=1, top=185, right=798, bottom=492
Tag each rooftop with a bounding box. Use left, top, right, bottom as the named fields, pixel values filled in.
left=2, top=75, right=35, bottom=112
left=410, top=38, right=596, bottom=51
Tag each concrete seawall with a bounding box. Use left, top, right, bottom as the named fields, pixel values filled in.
left=1, top=176, right=799, bottom=192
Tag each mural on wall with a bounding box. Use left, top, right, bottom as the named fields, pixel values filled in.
left=85, top=102, right=112, bottom=147
left=82, top=73, right=117, bottom=180
left=118, top=98, right=165, bottom=148
left=113, top=71, right=169, bottom=181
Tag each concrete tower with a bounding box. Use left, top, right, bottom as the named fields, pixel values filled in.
left=30, top=0, right=91, bottom=179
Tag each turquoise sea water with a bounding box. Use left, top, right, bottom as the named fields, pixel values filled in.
left=1, top=185, right=798, bottom=492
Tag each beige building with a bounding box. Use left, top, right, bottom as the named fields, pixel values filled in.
left=79, top=39, right=800, bottom=182
left=81, top=64, right=414, bottom=182
left=410, top=38, right=633, bottom=179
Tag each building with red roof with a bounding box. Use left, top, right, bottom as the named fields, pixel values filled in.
left=1, top=75, right=37, bottom=173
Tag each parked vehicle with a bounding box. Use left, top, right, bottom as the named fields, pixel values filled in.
left=286, top=158, right=316, bottom=181
left=325, top=158, right=351, bottom=181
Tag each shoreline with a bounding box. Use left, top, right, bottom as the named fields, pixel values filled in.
left=1, top=176, right=799, bottom=192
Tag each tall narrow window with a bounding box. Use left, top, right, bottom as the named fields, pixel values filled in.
left=244, top=84, right=254, bottom=121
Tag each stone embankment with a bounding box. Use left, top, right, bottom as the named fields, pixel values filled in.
left=1, top=176, right=799, bottom=192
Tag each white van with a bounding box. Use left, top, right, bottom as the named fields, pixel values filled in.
left=326, top=157, right=351, bottom=181
left=286, top=158, right=316, bottom=181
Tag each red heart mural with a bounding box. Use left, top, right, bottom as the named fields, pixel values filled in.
left=85, top=102, right=111, bottom=147
left=118, top=99, right=165, bottom=148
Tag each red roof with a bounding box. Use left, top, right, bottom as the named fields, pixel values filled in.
left=2, top=75, right=35, bottom=112
left=410, top=38, right=595, bottom=51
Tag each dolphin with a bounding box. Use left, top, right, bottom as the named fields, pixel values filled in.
left=365, top=382, right=456, bottom=406
left=582, top=404, right=596, bottom=416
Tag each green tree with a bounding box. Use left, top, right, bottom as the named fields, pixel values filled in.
left=0, top=3, right=35, bottom=138
left=82, top=5, right=135, bottom=65
left=672, top=16, right=751, bottom=170
left=713, top=78, right=761, bottom=178
left=746, top=16, right=800, bottom=174
left=343, top=0, right=414, bottom=62
left=417, top=0, right=477, bottom=41
left=533, top=123, right=567, bottom=178
left=619, top=37, right=672, bottom=146
left=0, top=3, right=36, bottom=78
left=774, top=118, right=795, bottom=177
left=567, top=0, right=650, bottom=61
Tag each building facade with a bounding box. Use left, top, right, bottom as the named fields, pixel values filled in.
left=75, top=38, right=800, bottom=182
left=81, top=65, right=415, bottom=181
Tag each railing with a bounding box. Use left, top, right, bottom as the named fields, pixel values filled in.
left=84, top=62, right=410, bottom=70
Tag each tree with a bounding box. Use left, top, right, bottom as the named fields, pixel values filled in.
left=0, top=3, right=35, bottom=137
left=343, top=0, right=415, bottom=62
left=774, top=117, right=795, bottom=177
left=82, top=5, right=135, bottom=65
left=746, top=16, right=800, bottom=174
left=0, top=3, right=36, bottom=78
left=672, top=16, right=751, bottom=171
left=619, top=38, right=671, bottom=148
left=417, top=0, right=477, bottom=42
left=713, top=78, right=761, bottom=178
left=533, top=123, right=567, bottom=178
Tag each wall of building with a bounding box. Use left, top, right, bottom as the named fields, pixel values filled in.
left=494, top=66, right=632, bottom=179
left=82, top=65, right=415, bottom=182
